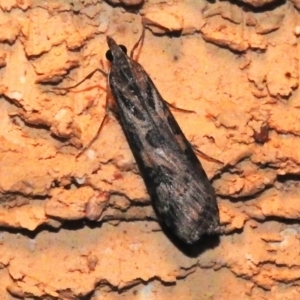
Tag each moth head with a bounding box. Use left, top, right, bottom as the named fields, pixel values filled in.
left=106, top=36, right=127, bottom=62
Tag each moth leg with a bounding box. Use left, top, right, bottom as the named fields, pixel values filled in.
left=45, top=60, right=111, bottom=157
left=165, top=101, right=222, bottom=164
left=76, top=90, right=113, bottom=158
left=130, top=25, right=193, bottom=115
left=52, top=83, right=108, bottom=95
left=52, top=66, right=108, bottom=94
left=164, top=100, right=195, bottom=114
left=192, top=143, right=223, bottom=165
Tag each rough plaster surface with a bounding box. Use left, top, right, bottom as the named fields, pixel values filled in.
left=0, top=0, right=300, bottom=299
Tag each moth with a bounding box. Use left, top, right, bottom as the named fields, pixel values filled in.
left=105, top=35, right=220, bottom=244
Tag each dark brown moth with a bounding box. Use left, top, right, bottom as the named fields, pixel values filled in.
left=105, top=36, right=220, bottom=244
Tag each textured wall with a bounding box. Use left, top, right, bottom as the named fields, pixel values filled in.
left=0, top=0, right=299, bottom=299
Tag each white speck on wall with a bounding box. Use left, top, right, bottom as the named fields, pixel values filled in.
left=54, top=108, right=67, bottom=120
left=7, top=91, right=23, bottom=100
left=99, top=20, right=109, bottom=33
left=75, top=176, right=86, bottom=185
left=129, top=242, right=141, bottom=252
left=0, top=232, right=6, bottom=242
left=139, top=283, right=154, bottom=300
left=279, top=228, right=298, bottom=247
left=86, top=149, right=95, bottom=160
left=294, top=26, right=300, bottom=36
left=245, top=253, right=255, bottom=264
left=104, top=247, right=113, bottom=254
left=28, top=238, right=36, bottom=252
left=280, top=228, right=298, bottom=236
left=19, top=76, right=26, bottom=83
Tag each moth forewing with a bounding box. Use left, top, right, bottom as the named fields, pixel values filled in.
left=106, top=36, right=220, bottom=244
